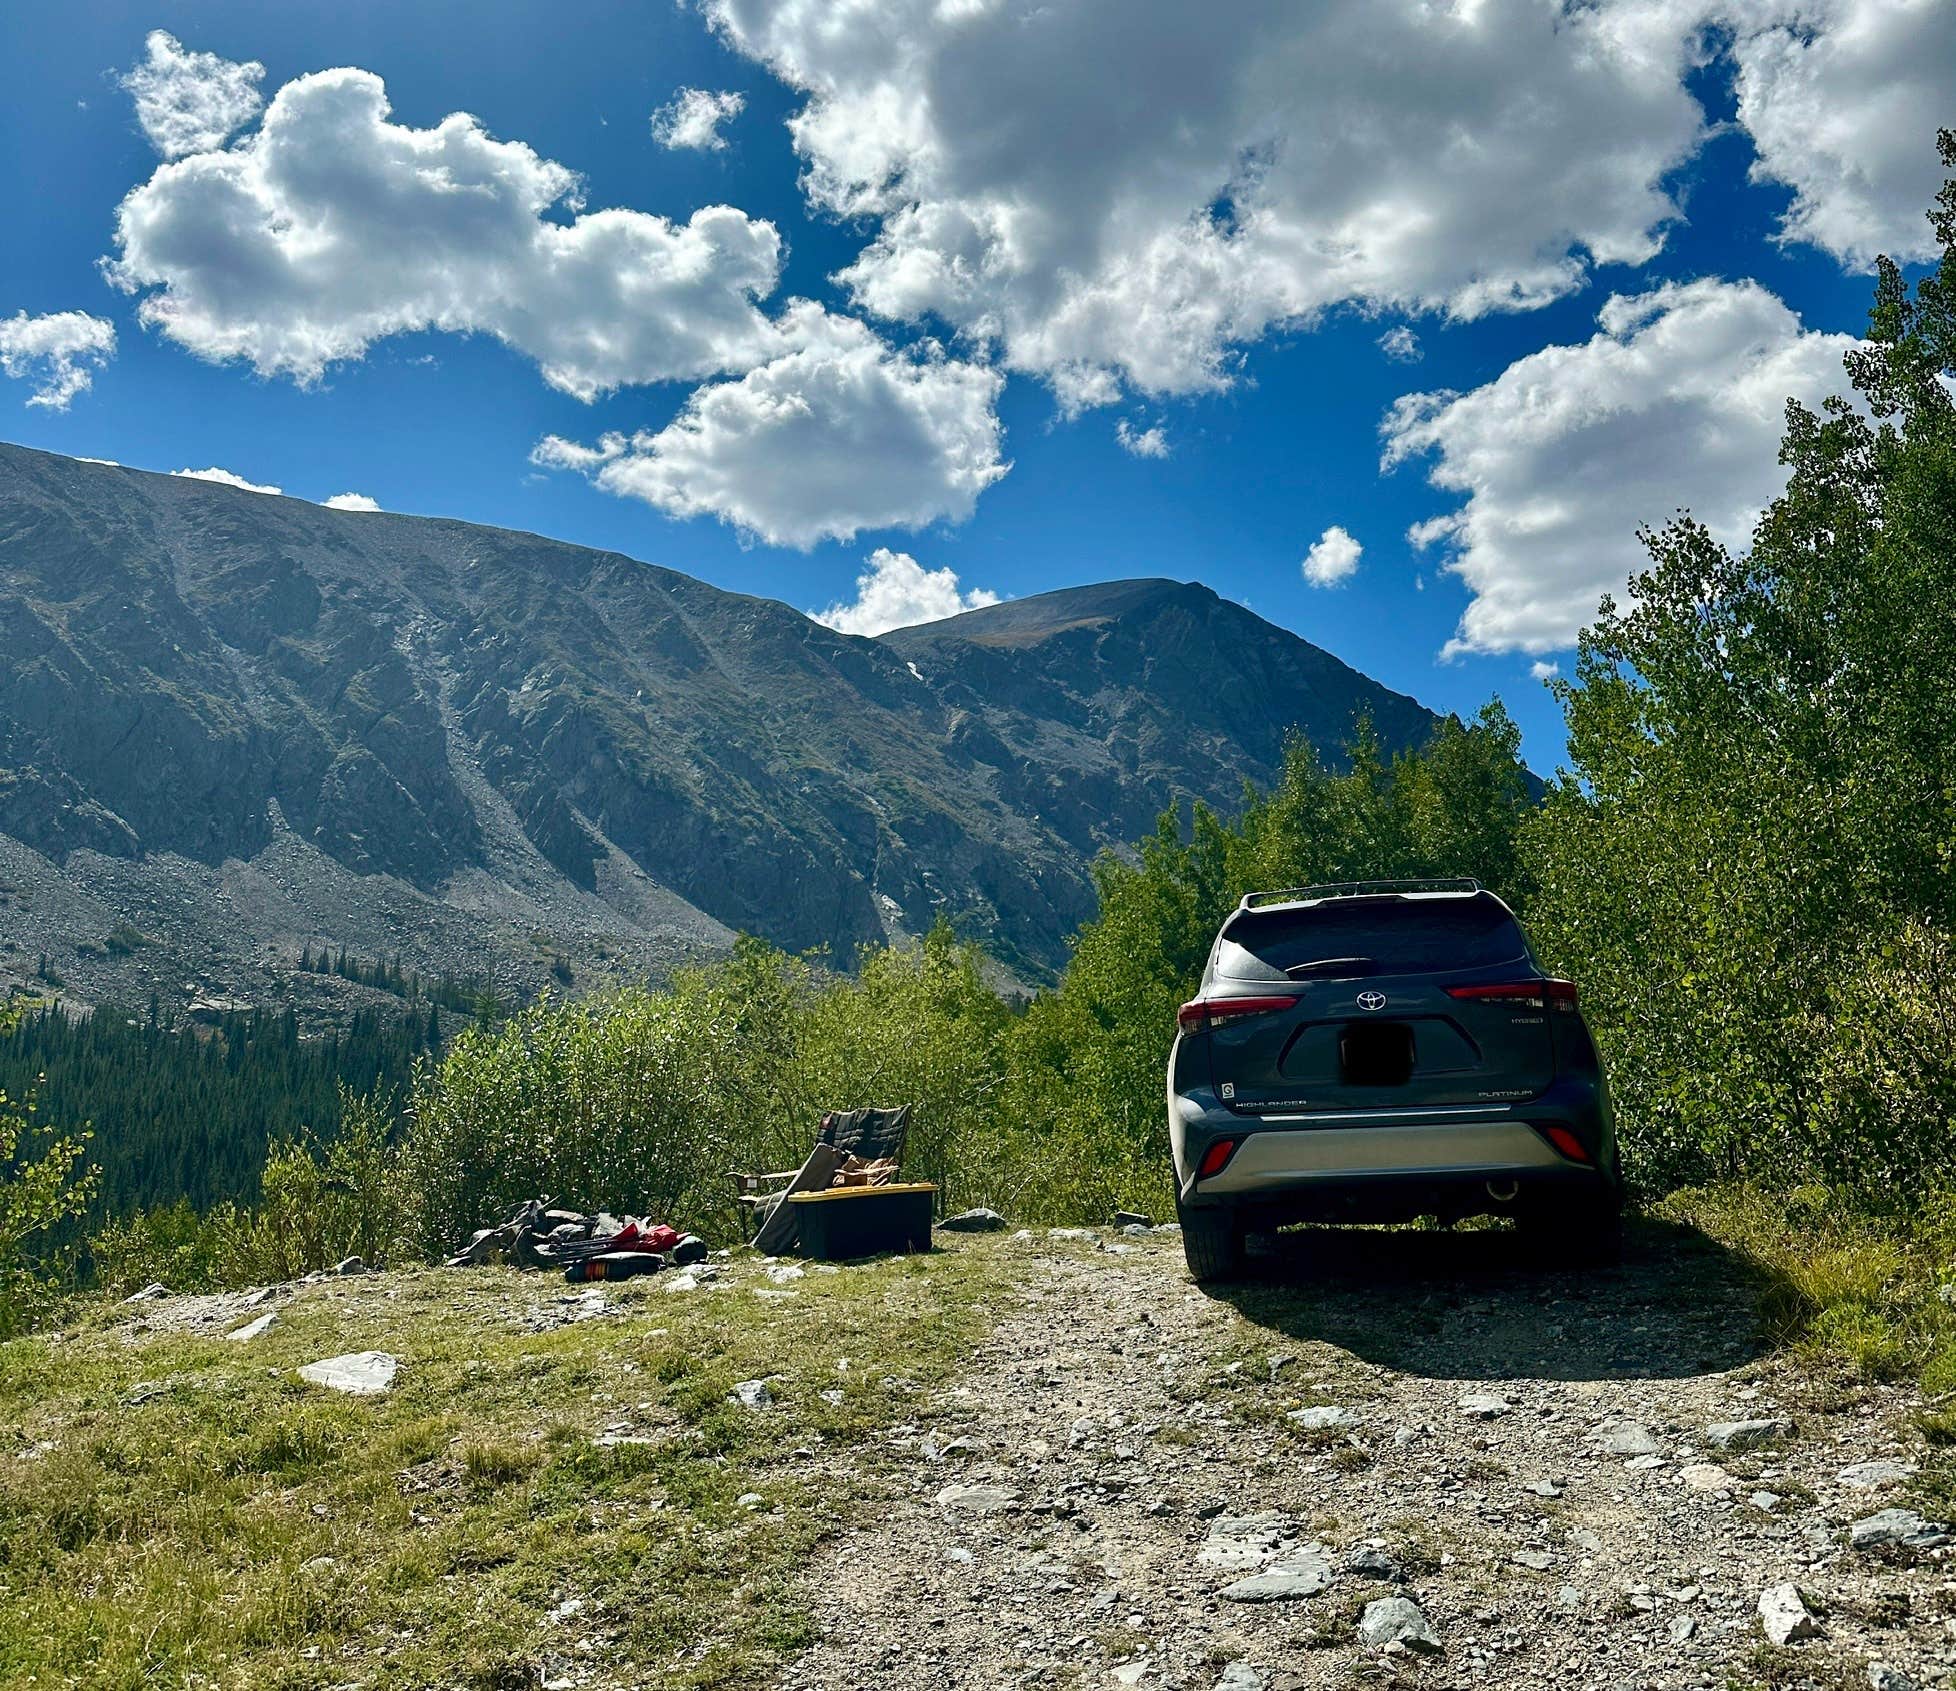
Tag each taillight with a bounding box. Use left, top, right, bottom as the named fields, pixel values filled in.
left=1197, top=1137, right=1241, bottom=1178
left=1445, top=978, right=1579, bottom=1012
left=1176, top=995, right=1299, bottom=1032
left=1538, top=1123, right=1591, bottom=1163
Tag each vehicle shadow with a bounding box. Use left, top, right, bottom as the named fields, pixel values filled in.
left=1205, top=1215, right=1768, bottom=1384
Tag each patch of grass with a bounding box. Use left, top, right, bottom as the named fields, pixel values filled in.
left=0, top=1240, right=1014, bottom=1690
left=1661, top=1183, right=1956, bottom=1389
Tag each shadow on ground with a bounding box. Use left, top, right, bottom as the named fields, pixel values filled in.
left=1207, top=1215, right=1767, bottom=1384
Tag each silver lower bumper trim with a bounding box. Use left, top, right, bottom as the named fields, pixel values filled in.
left=1199, top=1121, right=1564, bottom=1195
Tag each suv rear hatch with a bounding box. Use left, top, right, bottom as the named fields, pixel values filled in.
left=1197, top=894, right=1555, bottom=1113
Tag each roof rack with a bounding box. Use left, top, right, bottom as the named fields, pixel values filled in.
left=1237, top=877, right=1482, bottom=911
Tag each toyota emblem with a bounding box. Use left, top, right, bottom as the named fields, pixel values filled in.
left=1355, top=990, right=1387, bottom=1011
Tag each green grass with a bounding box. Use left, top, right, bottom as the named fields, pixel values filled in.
left=0, top=1242, right=1013, bottom=1690
left=1659, top=1182, right=1956, bottom=1391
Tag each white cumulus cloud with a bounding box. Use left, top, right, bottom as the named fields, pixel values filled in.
left=533, top=303, right=1007, bottom=548
left=106, top=61, right=788, bottom=398
left=1302, top=525, right=1363, bottom=587
left=121, top=30, right=265, bottom=159
left=705, top=0, right=1713, bottom=405
left=1381, top=277, right=1857, bottom=657
left=1727, top=0, right=1956, bottom=268
left=322, top=491, right=380, bottom=511
left=1378, top=326, right=1422, bottom=364
left=0, top=311, right=116, bottom=410
left=1115, top=419, right=1169, bottom=459
left=811, top=548, right=1001, bottom=637
left=652, top=87, right=747, bottom=151
left=174, top=465, right=283, bottom=494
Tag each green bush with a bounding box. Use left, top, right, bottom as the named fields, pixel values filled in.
left=0, top=1006, right=97, bottom=1334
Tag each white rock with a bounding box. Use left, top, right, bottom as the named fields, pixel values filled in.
left=1849, top=1508, right=1949, bottom=1552
left=731, top=1379, right=773, bottom=1409
left=1595, top=1419, right=1661, bottom=1457
left=1222, top=1547, right=1333, bottom=1602
left=1286, top=1406, right=1353, bottom=1431
left=1458, top=1393, right=1511, bottom=1419
left=1111, top=1662, right=1149, bottom=1686
left=1681, top=1462, right=1736, bottom=1492
left=1668, top=1614, right=1697, bottom=1643
left=297, top=1351, right=397, bottom=1396
left=1707, top=1418, right=1791, bottom=1451
left=1867, top=1663, right=1919, bottom=1691
left=934, top=1482, right=1020, bottom=1515
left=1758, top=1582, right=1820, bottom=1645
left=1359, top=1594, right=1441, bottom=1653
left=766, top=1264, right=806, bottom=1284
left=1198, top=1512, right=1296, bottom=1571
left=1511, top=1550, right=1554, bottom=1571
left=224, top=1311, right=279, bottom=1342
left=1215, top=1666, right=1265, bottom=1691
left=1838, top=1459, right=1914, bottom=1491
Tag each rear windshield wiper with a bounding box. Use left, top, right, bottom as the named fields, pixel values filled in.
left=1283, top=956, right=1377, bottom=978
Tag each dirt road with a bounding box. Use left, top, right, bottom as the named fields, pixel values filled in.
left=781, top=1224, right=1953, bottom=1691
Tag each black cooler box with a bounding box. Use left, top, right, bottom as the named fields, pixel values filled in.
left=788, top=1182, right=936, bottom=1259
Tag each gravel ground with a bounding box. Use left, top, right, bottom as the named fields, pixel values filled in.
left=781, top=1223, right=1955, bottom=1691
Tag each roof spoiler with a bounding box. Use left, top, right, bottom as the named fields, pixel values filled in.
left=1237, top=877, right=1482, bottom=911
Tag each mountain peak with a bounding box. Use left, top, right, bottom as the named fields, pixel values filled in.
left=883, top=577, right=1216, bottom=648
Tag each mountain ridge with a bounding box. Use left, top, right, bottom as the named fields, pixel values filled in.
left=0, top=441, right=1448, bottom=1013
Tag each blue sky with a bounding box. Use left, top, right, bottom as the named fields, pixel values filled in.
left=1, top=1, right=1949, bottom=771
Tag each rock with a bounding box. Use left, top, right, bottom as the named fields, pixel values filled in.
left=333, top=1256, right=367, bottom=1275
left=1837, top=1460, right=1914, bottom=1491
left=731, top=1379, right=773, bottom=1409
left=1849, top=1508, right=1949, bottom=1552
left=1625, top=1453, right=1667, bottom=1472
left=297, top=1351, right=397, bottom=1396
left=1359, top=1595, right=1441, bottom=1653
left=1525, top=1479, right=1563, bottom=1497
left=938, top=1208, right=1009, bottom=1233
left=736, top=1492, right=765, bottom=1510
left=1668, top=1615, right=1697, bottom=1644
left=124, top=1282, right=169, bottom=1303
left=1511, top=1550, right=1554, bottom=1571
left=1113, top=1211, right=1155, bottom=1229
left=1222, top=1547, right=1333, bottom=1602
left=934, top=1482, right=1020, bottom=1515
left=1198, top=1512, right=1296, bottom=1571
left=1752, top=1491, right=1785, bottom=1512
left=1286, top=1406, right=1353, bottom=1431
left=1867, top=1664, right=1919, bottom=1691
left=1681, top=1462, right=1736, bottom=1493
left=1596, top=1419, right=1661, bottom=1457
left=1048, top=1228, right=1096, bottom=1241
left=1111, top=1662, right=1149, bottom=1687
left=224, top=1311, right=278, bottom=1342
left=1216, top=1666, right=1266, bottom=1691
left=1758, top=1583, right=1820, bottom=1645
left=1707, top=1418, right=1791, bottom=1452
left=1344, top=1547, right=1403, bottom=1582
left=766, top=1264, right=806, bottom=1284
left=1458, top=1393, right=1511, bottom=1419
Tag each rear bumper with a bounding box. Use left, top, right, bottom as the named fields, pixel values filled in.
left=1169, top=1076, right=1618, bottom=1219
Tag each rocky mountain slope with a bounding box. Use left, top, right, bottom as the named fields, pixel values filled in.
left=0, top=441, right=1444, bottom=1012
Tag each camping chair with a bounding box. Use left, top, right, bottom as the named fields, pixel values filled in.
left=733, top=1106, right=913, bottom=1254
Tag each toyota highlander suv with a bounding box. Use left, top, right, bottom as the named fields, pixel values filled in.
left=1168, top=879, right=1621, bottom=1281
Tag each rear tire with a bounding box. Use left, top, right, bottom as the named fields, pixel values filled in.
left=1518, top=1187, right=1623, bottom=1265
left=1178, top=1199, right=1246, bottom=1283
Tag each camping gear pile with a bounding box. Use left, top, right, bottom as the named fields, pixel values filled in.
left=731, top=1106, right=934, bottom=1260
left=445, top=1197, right=708, bottom=1282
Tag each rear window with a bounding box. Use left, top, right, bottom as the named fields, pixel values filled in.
left=1213, top=895, right=1530, bottom=982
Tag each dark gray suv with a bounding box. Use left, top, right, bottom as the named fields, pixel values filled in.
left=1168, top=879, right=1621, bottom=1282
